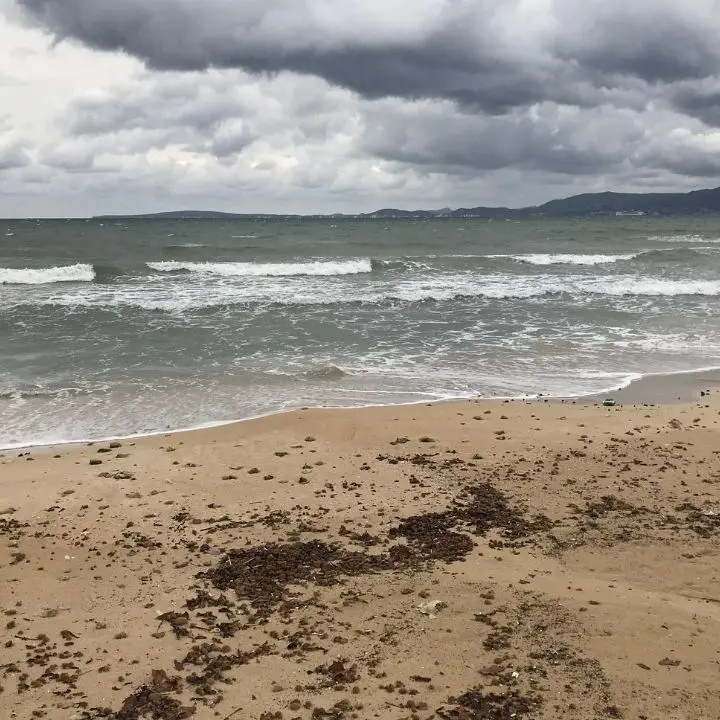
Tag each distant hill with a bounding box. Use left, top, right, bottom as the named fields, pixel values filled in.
left=93, top=186, right=720, bottom=221
left=362, top=208, right=437, bottom=219
left=363, top=186, right=720, bottom=219
left=534, top=187, right=720, bottom=217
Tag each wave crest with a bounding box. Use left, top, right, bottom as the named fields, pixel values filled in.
left=302, top=365, right=347, bottom=380
left=147, top=259, right=373, bottom=277
left=0, top=263, right=95, bottom=285
left=588, top=278, right=720, bottom=297
left=506, top=253, right=638, bottom=266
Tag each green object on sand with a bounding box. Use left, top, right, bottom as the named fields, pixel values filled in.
left=603, top=398, right=616, bottom=407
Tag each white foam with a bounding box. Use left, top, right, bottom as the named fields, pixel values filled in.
left=0, top=264, right=95, bottom=285
left=379, top=274, right=720, bottom=302
left=147, top=258, right=372, bottom=277
left=386, top=278, right=554, bottom=302
left=504, top=253, right=638, bottom=265
left=583, top=277, right=720, bottom=296
left=6, top=267, right=720, bottom=314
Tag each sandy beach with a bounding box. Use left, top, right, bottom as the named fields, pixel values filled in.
left=2, top=378, right=720, bottom=720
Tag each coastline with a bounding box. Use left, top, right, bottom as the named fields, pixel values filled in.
left=4, top=364, right=720, bottom=453
left=583, top=364, right=720, bottom=405
left=2, top=376, right=720, bottom=719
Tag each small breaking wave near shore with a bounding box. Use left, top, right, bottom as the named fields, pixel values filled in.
left=0, top=263, right=95, bottom=284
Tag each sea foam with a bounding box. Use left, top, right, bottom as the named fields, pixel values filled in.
left=9, top=271, right=720, bottom=313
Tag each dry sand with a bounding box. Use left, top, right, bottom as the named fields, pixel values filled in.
left=2, top=381, right=720, bottom=720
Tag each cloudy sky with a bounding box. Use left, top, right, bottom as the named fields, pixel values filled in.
left=2, top=0, right=720, bottom=217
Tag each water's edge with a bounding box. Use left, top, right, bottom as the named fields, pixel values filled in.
left=5, top=365, right=719, bottom=453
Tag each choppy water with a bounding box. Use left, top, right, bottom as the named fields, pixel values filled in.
left=2, top=216, right=720, bottom=448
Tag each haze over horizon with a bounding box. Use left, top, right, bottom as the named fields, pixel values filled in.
left=3, top=1, right=720, bottom=217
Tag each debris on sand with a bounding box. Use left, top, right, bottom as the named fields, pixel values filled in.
left=418, top=599, right=446, bottom=618
left=201, top=540, right=413, bottom=616
left=391, top=481, right=552, bottom=553
left=157, top=612, right=190, bottom=638
left=437, top=687, right=541, bottom=720
left=201, top=480, right=551, bottom=618
left=311, top=659, right=360, bottom=688
left=82, top=670, right=195, bottom=720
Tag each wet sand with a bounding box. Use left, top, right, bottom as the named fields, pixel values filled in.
left=2, top=376, right=720, bottom=719
left=586, top=367, right=720, bottom=405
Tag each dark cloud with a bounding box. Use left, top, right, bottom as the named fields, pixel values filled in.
left=670, top=83, right=720, bottom=127
left=17, top=0, right=719, bottom=114
left=360, top=102, right=640, bottom=177
left=640, top=148, right=720, bottom=179
left=553, top=3, right=720, bottom=83
left=11, top=0, right=538, bottom=113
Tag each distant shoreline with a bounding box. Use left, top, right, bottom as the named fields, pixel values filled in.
left=6, top=183, right=720, bottom=220
left=86, top=184, right=720, bottom=220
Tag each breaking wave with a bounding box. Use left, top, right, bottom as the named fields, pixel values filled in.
left=0, top=263, right=95, bottom=284
left=3, top=248, right=710, bottom=288
left=499, top=246, right=719, bottom=266
left=505, top=253, right=638, bottom=265
left=147, top=258, right=373, bottom=277
left=12, top=273, right=720, bottom=313
left=584, top=278, right=720, bottom=296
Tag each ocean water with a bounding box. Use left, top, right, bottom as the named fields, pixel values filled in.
left=1, top=216, right=720, bottom=448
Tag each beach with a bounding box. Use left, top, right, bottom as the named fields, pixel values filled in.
left=5, top=5, right=720, bottom=719
left=2, top=376, right=720, bottom=720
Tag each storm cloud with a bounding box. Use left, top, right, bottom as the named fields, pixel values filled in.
left=3, top=0, right=720, bottom=216
left=13, top=0, right=720, bottom=111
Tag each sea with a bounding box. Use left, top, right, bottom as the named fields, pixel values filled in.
left=2, top=216, right=720, bottom=449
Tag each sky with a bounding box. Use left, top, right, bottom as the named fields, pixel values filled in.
left=2, top=0, right=720, bottom=217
